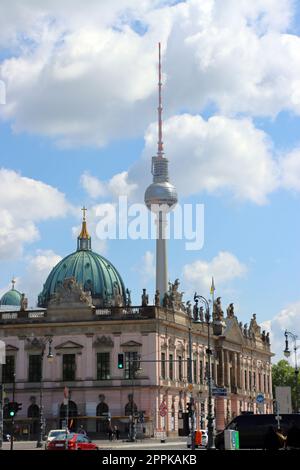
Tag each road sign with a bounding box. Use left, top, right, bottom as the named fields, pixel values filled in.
left=212, top=387, right=227, bottom=397
left=159, top=402, right=167, bottom=417
left=256, top=393, right=265, bottom=404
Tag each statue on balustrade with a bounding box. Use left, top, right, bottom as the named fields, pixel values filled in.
left=141, top=288, right=149, bottom=307
left=226, top=303, right=235, bottom=319
left=213, top=297, right=224, bottom=321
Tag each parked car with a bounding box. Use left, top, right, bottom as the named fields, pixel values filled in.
left=187, top=429, right=208, bottom=448
left=45, top=429, right=67, bottom=450
left=47, top=433, right=99, bottom=450
left=215, top=413, right=300, bottom=449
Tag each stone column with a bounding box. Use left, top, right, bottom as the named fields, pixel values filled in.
left=85, top=334, right=94, bottom=380
left=237, top=354, right=241, bottom=389
left=224, top=350, right=229, bottom=388
left=16, top=338, right=26, bottom=383
left=217, top=348, right=224, bottom=387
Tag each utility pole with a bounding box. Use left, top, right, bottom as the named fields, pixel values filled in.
left=10, top=373, right=16, bottom=451
left=188, top=326, right=195, bottom=450
left=0, top=364, right=3, bottom=450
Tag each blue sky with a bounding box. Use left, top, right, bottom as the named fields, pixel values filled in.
left=0, top=0, right=300, bottom=359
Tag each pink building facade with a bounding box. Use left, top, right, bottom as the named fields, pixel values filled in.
left=0, top=292, right=273, bottom=438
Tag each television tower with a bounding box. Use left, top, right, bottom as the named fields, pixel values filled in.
left=144, top=43, right=178, bottom=299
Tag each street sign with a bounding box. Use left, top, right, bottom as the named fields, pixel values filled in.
left=159, top=402, right=167, bottom=417
left=256, top=393, right=265, bottom=404
left=212, top=387, right=227, bottom=397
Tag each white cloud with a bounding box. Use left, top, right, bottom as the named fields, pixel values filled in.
left=130, top=114, right=279, bottom=204
left=183, top=251, right=247, bottom=294
left=80, top=172, right=107, bottom=199
left=80, top=170, right=138, bottom=199
left=20, top=249, right=62, bottom=306
left=0, top=168, right=69, bottom=259
left=0, top=0, right=300, bottom=146
left=280, top=149, right=300, bottom=192
left=108, top=172, right=138, bottom=198
left=261, top=301, right=300, bottom=363
left=135, top=250, right=155, bottom=283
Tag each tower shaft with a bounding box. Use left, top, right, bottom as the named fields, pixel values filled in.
left=156, top=211, right=168, bottom=297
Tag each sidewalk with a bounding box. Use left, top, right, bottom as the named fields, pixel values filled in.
left=94, top=437, right=187, bottom=449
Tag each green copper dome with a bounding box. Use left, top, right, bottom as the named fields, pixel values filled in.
left=38, top=211, right=126, bottom=308
left=1, top=287, right=22, bottom=306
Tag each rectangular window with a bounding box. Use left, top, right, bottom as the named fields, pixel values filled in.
left=63, top=354, right=76, bottom=381
left=258, top=373, right=261, bottom=391
left=28, top=354, right=42, bottom=382
left=200, top=360, right=203, bottom=384
left=169, top=354, right=173, bottom=380
left=249, top=371, right=251, bottom=390
left=263, top=374, right=266, bottom=392
left=2, top=356, right=15, bottom=383
left=244, top=370, right=247, bottom=390
left=125, top=351, right=138, bottom=379
left=161, top=352, right=166, bottom=379
left=193, top=355, right=197, bottom=384
left=178, top=355, right=183, bottom=381
left=187, top=357, right=191, bottom=382
left=253, top=372, right=256, bottom=388
left=97, top=352, right=110, bottom=380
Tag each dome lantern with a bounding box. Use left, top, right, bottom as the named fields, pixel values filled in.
left=77, top=206, right=91, bottom=251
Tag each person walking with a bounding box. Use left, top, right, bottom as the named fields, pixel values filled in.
left=114, top=425, right=120, bottom=440
left=107, top=422, right=113, bottom=441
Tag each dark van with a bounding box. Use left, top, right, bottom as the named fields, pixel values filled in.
left=215, top=413, right=300, bottom=449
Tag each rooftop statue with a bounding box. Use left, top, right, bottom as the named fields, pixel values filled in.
left=226, top=303, right=235, bottom=319
left=141, top=288, right=149, bottom=307
left=213, top=297, right=224, bottom=321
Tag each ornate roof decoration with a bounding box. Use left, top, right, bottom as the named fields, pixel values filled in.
left=93, top=335, right=114, bottom=348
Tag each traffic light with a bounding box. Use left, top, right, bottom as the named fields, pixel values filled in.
left=8, top=402, right=16, bottom=417
left=186, top=402, right=191, bottom=416
left=8, top=402, right=22, bottom=417
left=118, top=353, right=124, bottom=369
left=16, top=402, right=22, bottom=413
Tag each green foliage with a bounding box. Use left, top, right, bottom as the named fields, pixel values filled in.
left=272, top=360, right=299, bottom=411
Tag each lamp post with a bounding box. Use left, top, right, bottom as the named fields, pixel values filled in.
left=128, top=354, right=141, bottom=442
left=194, top=293, right=215, bottom=450
left=188, top=326, right=195, bottom=450
left=283, top=330, right=299, bottom=413
left=36, top=337, right=54, bottom=448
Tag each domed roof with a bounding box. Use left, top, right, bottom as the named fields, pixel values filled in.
left=38, top=209, right=126, bottom=308
left=1, top=281, right=22, bottom=306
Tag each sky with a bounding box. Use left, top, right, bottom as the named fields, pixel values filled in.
left=0, top=0, right=300, bottom=362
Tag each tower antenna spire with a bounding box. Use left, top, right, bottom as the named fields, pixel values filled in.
left=157, top=42, right=164, bottom=158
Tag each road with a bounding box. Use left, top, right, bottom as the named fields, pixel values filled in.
left=0, top=438, right=202, bottom=451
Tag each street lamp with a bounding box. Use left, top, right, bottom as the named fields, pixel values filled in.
left=194, top=293, right=215, bottom=450
left=36, top=336, right=54, bottom=448
left=128, top=354, right=141, bottom=442
left=283, top=330, right=299, bottom=413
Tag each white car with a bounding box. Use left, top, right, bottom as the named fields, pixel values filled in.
left=187, top=430, right=208, bottom=448
left=45, top=429, right=68, bottom=450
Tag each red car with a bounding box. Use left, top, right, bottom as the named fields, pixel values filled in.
left=47, top=433, right=99, bottom=450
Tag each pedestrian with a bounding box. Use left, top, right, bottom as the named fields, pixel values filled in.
left=78, top=425, right=87, bottom=436
left=114, top=425, right=120, bottom=440
left=276, top=428, right=287, bottom=449
left=107, top=422, right=113, bottom=441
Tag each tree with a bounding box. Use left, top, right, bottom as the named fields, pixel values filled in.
left=272, top=360, right=299, bottom=411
